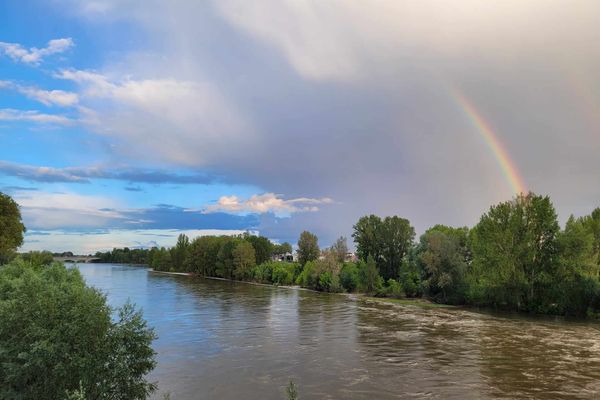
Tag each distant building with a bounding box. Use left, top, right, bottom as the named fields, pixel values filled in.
left=271, top=252, right=294, bottom=262
left=344, top=252, right=358, bottom=262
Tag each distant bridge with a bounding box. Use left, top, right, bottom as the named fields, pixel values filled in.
left=53, top=256, right=101, bottom=263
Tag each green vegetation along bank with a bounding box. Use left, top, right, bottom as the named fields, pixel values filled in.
left=95, top=192, right=600, bottom=318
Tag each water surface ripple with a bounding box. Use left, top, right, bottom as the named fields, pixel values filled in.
left=77, top=264, right=600, bottom=399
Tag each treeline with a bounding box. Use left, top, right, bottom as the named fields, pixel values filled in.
left=139, top=193, right=600, bottom=318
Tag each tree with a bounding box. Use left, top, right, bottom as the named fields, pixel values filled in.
left=353, top=215, right=415, bottom=280
left=352, top=215, right=382, bottom=263
left=297, top=231, right=319, bottom=266
left=331, top=236, right=348, bottom=263
left=378, top=216, right=415, bottom=281
left=358, top=256, right=381, bottom=294
left=0, top=260, right=156, bottom=399
left=0, top=192, right=26, bottom=263
left=272, top=242, right=293, bottom=256
left=418, top=225, right=469, bottom=303
left=245, top=234, right=273, bottom=265
left=469, top=193, right=560, bottom=311
left=232, top=241, right=256, bottom=280
left=171, top=234, right=190, bottom=272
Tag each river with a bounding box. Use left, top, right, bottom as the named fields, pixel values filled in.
left=76, top=263, right=600, bottom=399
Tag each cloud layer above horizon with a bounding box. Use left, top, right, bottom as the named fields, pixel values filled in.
left=1, top=0, right=599, bottom=253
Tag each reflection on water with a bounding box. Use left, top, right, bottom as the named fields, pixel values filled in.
left=77, top=264, right=600, bottom=399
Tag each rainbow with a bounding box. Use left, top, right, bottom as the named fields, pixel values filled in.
left=452, top=89, right=527, bottom=195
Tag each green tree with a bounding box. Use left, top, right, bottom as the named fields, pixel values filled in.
left=353, top=215, right=415, bottom=281
left=272, top=242, right=293, bottom=256
left=469, top=193, right=560, bottom=311
left=171, top=234, right=190, bottom=272
left=0, top=192, right=26, bottom=263
left=418, top=225, right=469, bottom=303
left=352, top=215, right=382, bottom=263
left=0, top=260, right=156, bottom=399
left=378, top=216, right=415, bottom=281
left=245, top=235, right=273, bottom=265
left=232, top=241, right=256, bottom=280
left=330, top=236, right=348, bottom=263
left=297, top=231, right=319, bottom=266
left=358, top=256, right=382, bottom=294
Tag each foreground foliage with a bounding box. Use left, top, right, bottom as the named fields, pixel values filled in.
left=0, top=259, right=157, bottom=400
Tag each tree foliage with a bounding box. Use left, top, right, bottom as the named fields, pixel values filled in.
left=0, top=260, right=156, bottom=400
left=297, top=231, right=320, bottom=266
left=0, top=192, right=26, bottom=263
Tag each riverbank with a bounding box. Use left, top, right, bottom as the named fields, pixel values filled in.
left=147, top=268, right=453, bottom=308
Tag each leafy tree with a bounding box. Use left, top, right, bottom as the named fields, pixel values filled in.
left=0, top=192, right=26, bottom=263
left=245, top=235, right=273, bottom=265
left=358, top=256, right=382, bottom=294
left=340, top=262, right=359, bottom=292
left=353, top=215, right=415, bottom=280
left=352, top=215, right=382, bottom=263
left=297, top=231, right=319, bottom=266
left=171, top=234, right=190, bottom=272
left=418, top=225, right=469, bottom=303
left=378, top=216, right=415, bottom=280
left=217, top=238, right=241, bottom=279
left=330, top=236, right=348, bottom=263
left=232, top=241, right=256, bottom=280
left=469, top=193, right=560, bottom=311
left=0, top=260, right=156, bottom=399
left=272, top=242, right=293, bottom=256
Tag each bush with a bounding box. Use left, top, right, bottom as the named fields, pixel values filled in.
left=296, top=261, right=319, bottom=289
left=0, top=260, right=157, bottom=400
left=384, top=278, right=404, bottom=298
left=253, top=262, right=274, bottom=283
left=271, top=262, right=295, bottom=286
left=20, top=250, right=54, bottom=266
left=340, top=262, right=359, bottom=292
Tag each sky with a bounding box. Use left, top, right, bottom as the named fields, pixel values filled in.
left=1, top=0, right=599, bottom=254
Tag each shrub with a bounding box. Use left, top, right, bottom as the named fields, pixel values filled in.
left=253, top=262, right=274, bottom=283
left=271, top=262, right=295, bottom=286
left=340, top=262, right=359, bottom=292
left=0, top=260, right=157, bottom=400
left=383, top=278, right=404, bottom=298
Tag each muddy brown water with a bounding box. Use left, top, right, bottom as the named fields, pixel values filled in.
left=76, top=263, right=600, bottom=399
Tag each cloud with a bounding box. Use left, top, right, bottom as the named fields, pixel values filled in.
left=20, top=1, right=600, bottom=248
left=0, top=161, right=216, bottom=184
left=0, top=109, right=73, bottom=125
left=55, top=69, right=251, bottom=166
left=22, top=228, right=251, bottom=254
left=0, top=38, right=74, bottom=65
left=0, top=80, right=78, bottom=107
left=203, top=193, right=334, bottom=215
left=13, top=190, right=126, bottom=229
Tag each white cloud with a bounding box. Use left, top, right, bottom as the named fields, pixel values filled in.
left=0, top=109, right=73, bottom=125
left=56, top=69, right=251, bottom=165
left=214, top=0, right=598, bottom=82
left=203, top=193, right=333, bottom=215
left=22, top=228, right=251, bottom=254
left=13, top=191, right=125, bottom=229
left=0, top=38, right=74, bottom=65
left=0, top=80, right=78, bottom=107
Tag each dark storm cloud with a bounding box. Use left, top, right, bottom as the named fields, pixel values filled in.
left=0, top=160, right=219, bottom=185
left=50, top=1, right=600, bottom=244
